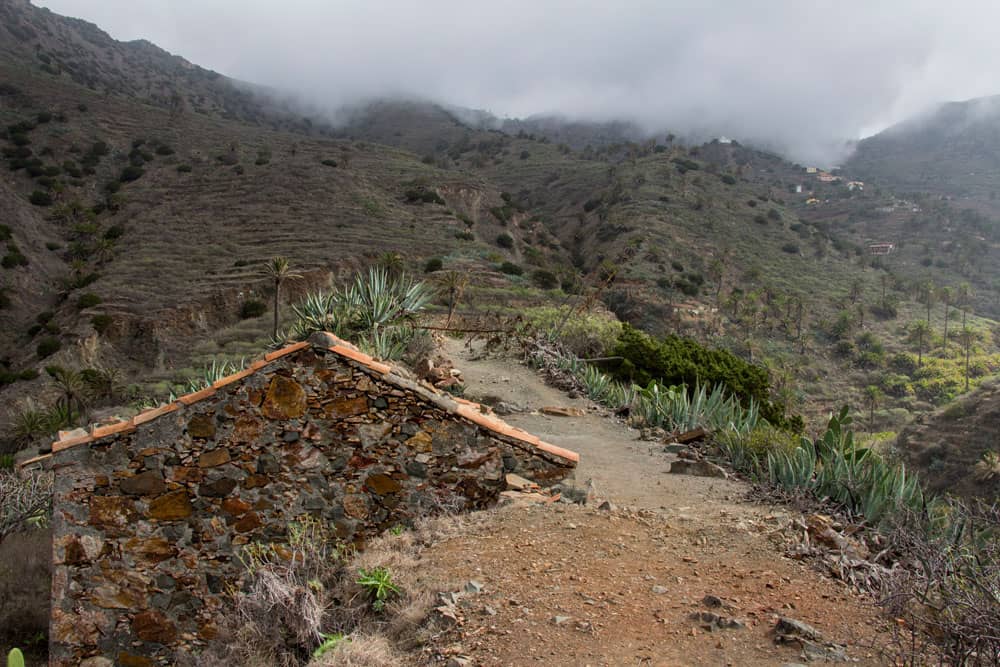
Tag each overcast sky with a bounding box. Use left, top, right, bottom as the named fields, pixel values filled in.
left=34, top=0, right=1000, bottom=165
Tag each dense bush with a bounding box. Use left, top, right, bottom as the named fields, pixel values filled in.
left=240, top=300, right=267, bottom=319
left=176, top=164, right=192, bottom=173
left=530, top=269, right=559, bottom=290
left=91, top=313, right=112, bottom=334
left=403, top=187, right=444, bottom=205
left=36, top=337, right=60, bottom=359
left=499, top=261, right=523, bottom=276
left=28, top=190, right=52, bottom=206
left=719, top=174, right=736, bottom=185
left=320, top=158, right=338, bottom=167
left=119, top=165, right=144, bottom=182
left=781, top=242, right=800, bottom=254
left=496, top=233, right=514, bottom=249
left=423, top=257, right=443, bottom=273
left=76, top=293, right=102, bottom=309
left=2, top=245, right=28, bottom=268
left=611, top=324, right=794, bottom=427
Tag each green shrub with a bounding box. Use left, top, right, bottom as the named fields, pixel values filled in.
left=119, top=165, right=144, bottom=182
left=454, top=230, right=474, bottom=241
left=155, top=144, right=175, bottom=156
left=176, top=164, right=192, bottom=173
left=104, top=224, right=125, bottom=240
left=240, top=300, right=267, bottom=319
left=612, top=324, right=792, bottom=427
left=781, top=242, right=800, bottom=254
left=531, top=269, right=559, bottom=290
left=36, top=337, right=60, bottom=358
left=321, top=159, right=338, bottom=167
left=767, top=208, right=781, bottom=221
left=720, top=174, right=736, bottom=185
left=404, top=187, right=444, bottom=205
left=496, top=233, right=514, bottom=249
left=28, top=190, right=52, bottom=206
left=499, top=261, right=523, bottom=276
left=525, top=306, right=622, bottom=358
left=76, top=293, right=102, bottom=309
left=2, top=247, right=28, bottom=268
left=91, top=313, right=112, bottom=334
left=423, top=257, right=443, bottom=273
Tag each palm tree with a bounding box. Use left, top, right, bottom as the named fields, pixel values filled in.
left=957, top=282, right=973, bottom=330
left=911, top=320, right=929, bottom=368
left=48, top=366, right=89, bottom=424
left=959, top=328, right=975, bottom=392
left=263, top=257, right=302, bottom=339
left=864, top=385, right=883, bottom=431
left=939, top=286, right=953, bottom=351
left=920, top=279, right=936, bottom=324
left=438, top=270, right=468, bottom=327
left=377, top=251, right=404, bottom=277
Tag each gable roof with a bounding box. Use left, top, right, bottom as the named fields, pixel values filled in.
left=38, top=332, right=578, bottom=465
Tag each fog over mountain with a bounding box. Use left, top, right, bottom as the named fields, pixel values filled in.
left=34, top=0, right=1000, bottom=166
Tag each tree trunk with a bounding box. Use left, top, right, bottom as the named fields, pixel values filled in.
left=272, top=278, right=281, bottom=339
left=917, top=331, right=924, bottom=368
left=965, top=338, right=971, bottom=392
left=942, top=305, right=949, bottom=351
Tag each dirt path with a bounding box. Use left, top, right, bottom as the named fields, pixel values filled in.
left=407, top=339, right=897, bottom=666
left=443, top=337, right=759, bottom=515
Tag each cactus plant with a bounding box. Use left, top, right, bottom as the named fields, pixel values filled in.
left=7, top=648, right=26, bottom=667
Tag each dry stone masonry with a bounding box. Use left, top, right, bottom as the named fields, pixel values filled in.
left=46, top=333, right=577, bottom=665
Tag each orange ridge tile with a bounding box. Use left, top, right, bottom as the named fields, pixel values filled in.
left=329, top=344, right=375, bottom=366
left=264, top=340, right=310, bottom=361
left=212, top=366, right=258, bottom=390
left=535, top=440, right=580, bottom=463
left=17, top=453, right=52, bottom=468
left=132, top=402, right=180, bottom=426
left=90, top=421, right=136, bottom=440
left=52, top=434, right=94, bottom=452
left=178, top=386, right=216, bottom=406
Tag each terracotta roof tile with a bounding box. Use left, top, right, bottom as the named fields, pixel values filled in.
left=177, top=386, right=216, bottom=405
left=47, top=334, right=579, bottom=466
left=264, top=340, right=310, bottom=361
left=132, top=402, right=180, bottom=426
left=17, top=453, right=52, bottom=468
left=52, top=433, right=95, bottom=452
left=212, top=366, right=258, bottom=390
left=90, top=420, right=136, bottom=440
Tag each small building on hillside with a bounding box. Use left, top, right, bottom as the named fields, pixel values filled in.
left=846, top=180, right=865, bottom=191
left=39, top=332, right=578, bottom=665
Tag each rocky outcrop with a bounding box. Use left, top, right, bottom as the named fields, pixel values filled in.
left=48, top=337, right=576, bottom=665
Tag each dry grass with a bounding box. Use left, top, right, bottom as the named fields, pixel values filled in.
left=0, top=527, right=51, bottom=658
left=210, top=512, right=475, bottom=666
left=308, top=634, right=403, bottom=667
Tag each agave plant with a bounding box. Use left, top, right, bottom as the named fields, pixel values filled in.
left=186, top=358, right=247, bottom=393
left=288, top=267, right=435, bottom=360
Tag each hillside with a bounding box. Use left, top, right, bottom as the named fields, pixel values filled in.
left=845, top=94, right=1000, bottom=203
left=1, top=0, right=999, bottom=504
left=895, top=379, right=1000, bottom=500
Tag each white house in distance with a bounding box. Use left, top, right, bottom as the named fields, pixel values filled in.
left=847, top=181, right=865, bottom=191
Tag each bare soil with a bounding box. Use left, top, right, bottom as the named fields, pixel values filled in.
left=407, top=339, right=896, bottom=665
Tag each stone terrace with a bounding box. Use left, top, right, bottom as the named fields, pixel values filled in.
left=44, top=332, right=577, bottom=666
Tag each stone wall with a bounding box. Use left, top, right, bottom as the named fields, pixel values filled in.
left=49, top=343, right=575, bottom=665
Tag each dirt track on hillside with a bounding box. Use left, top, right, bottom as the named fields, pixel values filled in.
left=407, top=339, right=896, bottom=666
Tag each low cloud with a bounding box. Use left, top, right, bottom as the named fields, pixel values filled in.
left=36, top=0, right=1000, bottom=165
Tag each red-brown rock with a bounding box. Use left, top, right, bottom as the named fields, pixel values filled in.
left=235, top=511, right=263, bottom=533
left=262, top=375, right=307, bottom=419
left=147, top=490, right=193, bottom=520
left=325, top=395, right=369, bottom=419
left=120, top=470, right=166, bottom=496
left=133, top=610, right=176, bottom=643
left=198, top=448, right=231, bottom=468
left=365, top=473, right=401, bottom=495
left=187, top=413, right=216, bottom=438
left=88, top=496, right=138, bottom=528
